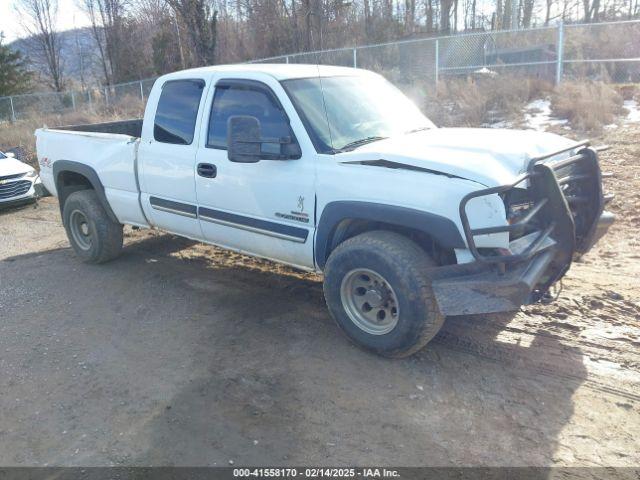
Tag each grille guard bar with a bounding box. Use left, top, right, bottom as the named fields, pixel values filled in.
left=459, top=140, right=593, bottom=264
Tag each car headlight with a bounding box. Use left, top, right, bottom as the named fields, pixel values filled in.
left=25, top=170, right=38, bottom=179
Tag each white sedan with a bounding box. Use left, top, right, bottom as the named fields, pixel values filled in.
left=0, top=150, right=43, bottom=207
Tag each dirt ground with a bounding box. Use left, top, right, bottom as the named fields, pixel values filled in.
left=0, top=125, right=639, bottom=468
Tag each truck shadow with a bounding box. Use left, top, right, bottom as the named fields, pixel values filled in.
left=1, top=232, right=588, bottom=467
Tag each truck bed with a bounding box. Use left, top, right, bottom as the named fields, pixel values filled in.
left=36, top=121, right=148, bottom=228
left=54, top=119, right=143, bottom=138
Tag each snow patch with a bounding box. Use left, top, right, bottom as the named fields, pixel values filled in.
left=486, top=97, right=635, bottom=131
left=474, top=67, right=498, bottom=77
left=624, top=99, right=640, bottom=123
left=523, top=99, right=568, bottom=131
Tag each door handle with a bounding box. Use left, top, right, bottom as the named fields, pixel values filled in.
left=197, top=163, right=217, bottom=178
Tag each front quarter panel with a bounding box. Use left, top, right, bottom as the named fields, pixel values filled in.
left=315, top=159, right=509, bottom=266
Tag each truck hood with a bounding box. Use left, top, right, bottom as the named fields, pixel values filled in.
left=0, top=157, right=34, bottom=177
left=339, top=128, right=579, bottom=187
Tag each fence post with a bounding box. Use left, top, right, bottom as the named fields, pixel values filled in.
left=286, top=56, right=290, bottom=64
left=88, top=89, right=93, bottom=109
left=104, top=87, right=109, bottom=108
left=556, top=21, right=564, bottom=85
left=353, top=48, right=357, bottom=68
left=9, top=96, right=16, bottom=122
left=434, top=39, right=439, bottom=86
left=140, top=81, right=144, bottom=101
left=71, top=91, right=76, bottom=110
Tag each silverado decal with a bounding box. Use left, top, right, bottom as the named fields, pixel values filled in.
left=276, top=212, right=309, bottom=223
left=276, top=196, right=309, bottom=223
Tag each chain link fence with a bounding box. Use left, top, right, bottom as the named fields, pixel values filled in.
left=1, top=19, right=639, bottom=123
left=253, top=20, right=640, bottom=86
left=0, top=77, right=159, bottom=124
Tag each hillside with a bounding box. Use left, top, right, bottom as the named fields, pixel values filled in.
left=9, top=27, right=102, bottom=88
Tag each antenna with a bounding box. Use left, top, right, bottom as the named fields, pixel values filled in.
left=308, top=9, right=335, bottom=151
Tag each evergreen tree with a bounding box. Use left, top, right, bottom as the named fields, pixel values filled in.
left=0, top=34, right=32, bottom=96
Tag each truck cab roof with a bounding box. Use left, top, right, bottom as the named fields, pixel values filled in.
left=160, top=63, right=373, bottom=81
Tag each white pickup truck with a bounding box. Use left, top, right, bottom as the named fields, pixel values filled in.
left=36, top=64, right=613, bottom=357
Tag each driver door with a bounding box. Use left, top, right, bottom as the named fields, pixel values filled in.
left=194, top=78, right=316, bottom=269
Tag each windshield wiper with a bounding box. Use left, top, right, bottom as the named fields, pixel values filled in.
left=405, top=126, right=431, bottom=134
left=336, top=136, right=388, bottom=152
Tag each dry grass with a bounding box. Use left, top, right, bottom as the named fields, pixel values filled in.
left=416, top=75, right=632, bottom=134
left=422, top=74, right=554, bottom=127
left=615, top=84, right=639, bottom=101
left=551, top=81, right=626, bottom=134
left=614, top=83, right=640, bottom=100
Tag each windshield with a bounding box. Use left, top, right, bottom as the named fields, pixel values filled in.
left=282, top=75, right=434, bottom=154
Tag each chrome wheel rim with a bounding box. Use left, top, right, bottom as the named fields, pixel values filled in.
left=69, top=210, right=92, bottom=251
left=340, top=268, right=399, bottom=335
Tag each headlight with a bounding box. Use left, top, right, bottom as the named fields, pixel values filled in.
left=25, top=170, right=38, bottom=179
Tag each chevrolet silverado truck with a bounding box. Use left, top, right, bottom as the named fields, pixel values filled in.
left=36, top=64, right=614, bottom=357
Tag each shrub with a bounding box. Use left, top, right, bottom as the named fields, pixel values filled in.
left=614, top=84, right=639, bottom=101
left=551, top=81, right=625, bottom=134
left=422, top=74, right=553, bottom=127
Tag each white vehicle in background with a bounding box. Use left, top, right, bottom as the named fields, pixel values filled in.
left=0, top=150, right=43, bottom=207
left=35, top=64, right=614, bottom=358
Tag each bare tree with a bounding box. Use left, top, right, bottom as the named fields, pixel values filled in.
left=81, top=0, right=129, bottom=85
left=582, top=0, right=601, bottom=20
left=11, top=0, right=636, bottom=91
left=522, top=0, right=535, bottom=25
left=16, top=0, right=65, bottom=91
left=544, top=0, right=555, bottom=24
left=166, top=0, right=218, bottom=67
left=405, top=0, right=416, bottom=33
left=441, top=0, right=454, bottom=31
left=83, top=0, right=111, bottom=85
left=425, top=0, right=435, bottom=32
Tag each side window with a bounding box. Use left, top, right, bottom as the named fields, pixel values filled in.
left=207, top=86, right=290, bottom=149
left=154, top=79, right=205, bottom=145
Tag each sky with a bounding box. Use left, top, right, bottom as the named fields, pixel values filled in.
left=0, top=0, right=90, bottom=42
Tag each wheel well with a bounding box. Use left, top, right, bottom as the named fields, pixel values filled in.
left=56, top=171, right=94, bottom=209
left=325, top=219, right=456, bottom=267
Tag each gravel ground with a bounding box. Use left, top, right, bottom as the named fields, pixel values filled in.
left=0, top=126, right=639, bottom=467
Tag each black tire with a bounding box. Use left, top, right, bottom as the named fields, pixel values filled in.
left=62, top=190, right=123, bottom=264
left=323, top=230, right=444, bottom=358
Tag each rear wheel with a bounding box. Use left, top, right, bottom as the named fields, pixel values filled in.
left=62, top=190, right=123, bottom=264
left=323, top=230, right=445, bottom=358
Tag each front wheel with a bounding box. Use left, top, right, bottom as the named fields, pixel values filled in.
left=62, top=190, right=123, bottom=264
left=323, top=230, right=444, bottom=358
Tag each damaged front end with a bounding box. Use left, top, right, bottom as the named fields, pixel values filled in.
left=431, top=141, right=615, bottom=317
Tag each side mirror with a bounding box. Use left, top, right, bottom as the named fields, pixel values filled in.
left=5, top=152, right=15, bottom=158
left=227, top=116, right=262, bottom=163
left=227, top=115, right=301, bottom=163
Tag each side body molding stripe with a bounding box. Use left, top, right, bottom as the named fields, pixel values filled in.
left=199, top=207, right=309, bottom=243
left=148, top=196, right=309, bottom=243
left=150, top=196, right=197, bottom=218
left=315, top=201, right=466, bottom=269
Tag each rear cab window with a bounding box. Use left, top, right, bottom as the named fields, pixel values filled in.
left=154, top=79, right=206, bottom=145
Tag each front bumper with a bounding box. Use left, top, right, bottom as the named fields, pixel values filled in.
left=432, top=142, right=613, bottom=317
left=0, top=176, right=42, bottom=206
